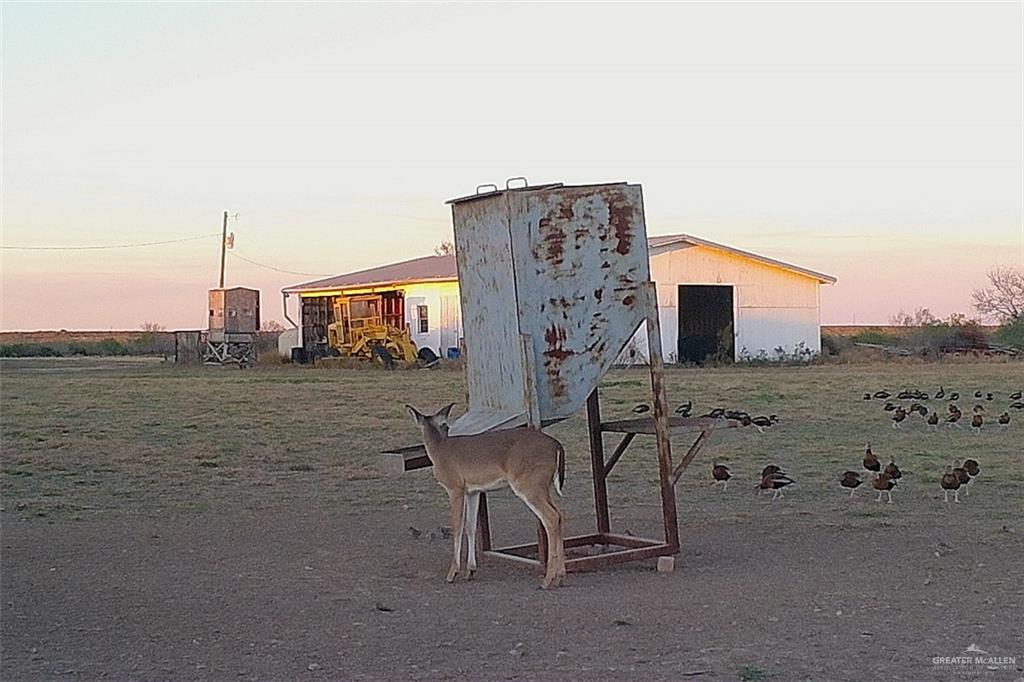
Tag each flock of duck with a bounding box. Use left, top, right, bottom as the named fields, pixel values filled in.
left=864, top=387, right=1021, bottom=431
left=631, top=401, right=780, bottom=432
left=710, top=445, right=982, bottom=505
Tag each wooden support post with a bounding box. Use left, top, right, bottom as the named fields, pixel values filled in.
left=586, top=389, right=611, bottom=534
left=671, top=429, right=712, bottom=486
left=603, top=433, right=636, bottom=477
left=644, top=281, right=680, bottom=553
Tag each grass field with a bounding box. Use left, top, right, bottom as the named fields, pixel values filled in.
left=2, top=357, right=1021, bottom=523
left=2, top=358, right=1023, bottom=681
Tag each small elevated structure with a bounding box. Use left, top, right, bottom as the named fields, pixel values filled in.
left=203, top=287, right=260, bottom=366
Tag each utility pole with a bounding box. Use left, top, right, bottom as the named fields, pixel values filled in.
left=219, top=210, right=228, bottom=288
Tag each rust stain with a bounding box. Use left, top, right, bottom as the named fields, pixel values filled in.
left=609, top=199, right=634, bottom=256
left=593, top=289, right=604, bottom=302
left=542, top=324, right=573, bottom=397
left=622, top=295, right=635, bottom=307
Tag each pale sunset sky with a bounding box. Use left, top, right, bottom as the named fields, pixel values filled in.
left=1, top=2, right=1021, bottom=330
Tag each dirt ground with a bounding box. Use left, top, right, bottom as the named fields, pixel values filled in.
left=3, top=503, right=1023, bottom=681
left=2, top=359, right=1023, bottom=680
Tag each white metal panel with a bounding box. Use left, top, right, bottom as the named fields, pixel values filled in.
left=450, top=193, right=528, bottom=429
left=735, top=307, right=821, bottom=360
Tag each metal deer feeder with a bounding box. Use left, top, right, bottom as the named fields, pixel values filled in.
left=386, top=179, right=731, bottom=572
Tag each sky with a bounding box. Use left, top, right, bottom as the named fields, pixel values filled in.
left=1, top=1, right=1021, bottom=330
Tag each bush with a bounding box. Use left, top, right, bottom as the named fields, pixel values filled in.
left=996, top=315, right=1024, bottom=349
left=820, top=334, right=852, bottom=355
left=850, top=330, right=902, bottom=346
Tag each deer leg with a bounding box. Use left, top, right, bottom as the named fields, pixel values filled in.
left=464, top=492, right=481, bottom=579
left=513, top=485, right=564, bottom=588
left=446, top=488, right=466, bottom=583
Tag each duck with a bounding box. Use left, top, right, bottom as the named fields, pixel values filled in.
left=758, top=465, right=782, bottom=495
left=703, top=408, right=727, bottom=419
left=840, top=471, right=863, bottom=497
left=1010, top=390, right=1022, bottom=401
left=883, top=402, right=897, bottom=412
left=971, top=414, right=983, bottom=433
left=916, top=404, right=929, bottom=417
left=863, top=445, right=881, bottom=472
left=712, top=464, right=731, bottom=491
left=972, top=405, right=986, bottom=414
left=998, top=412, right=1010, bottom=427
left=675, top=401, right=693, bottom=416
left=897, top=390, right=914, bottom=400
left=891, top=407, right=908, bottom=429
left=872, top=472, right=896, bottom=504
left=758, top=471, right=796, bottom=501
left=963, top=458, right=980, bottom=477
left=946, top=411, right=962, bottom=429
left=862, top=392, right=873, bottom=401
left=883, top=460, right=903, bottom=481
left=948, top=403, right=960, bottom=414
left=986, top=393, right=994, bottom=401
left=949, top=392, right=960, bottom=401
left=1010, top=401, right=1024, bottom=410
left=873, top=390, right=891, bottom=399
left=940, top=466, right=962, bottom=503
left=935, top=386, right=945, bottom=400
left=974, top=390, right=983, bottom=398
left=927, top=412, right=939, bottom=430
left=750, top=415, right=775, bottom=433
left=632, top=404, right=651, bottom=414
left=952, top=461, right=972, bottom=496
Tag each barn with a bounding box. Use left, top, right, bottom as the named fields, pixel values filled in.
left=625, top=234, right=836, bottom=364
left=281, top=234, right=834, bottom=363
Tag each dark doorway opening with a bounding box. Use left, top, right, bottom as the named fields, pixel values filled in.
left=677, top=285, right=734, bottom=364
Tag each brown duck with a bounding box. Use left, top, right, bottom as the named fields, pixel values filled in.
left=940, top=466, right=962, bottom=503
left=840, top=471, right=863, bottom=497
left=863, top=445, right=881, bottom=473
left=872, top=472, right=896, bottom=503
left=712, top=464, right=731, bottom=491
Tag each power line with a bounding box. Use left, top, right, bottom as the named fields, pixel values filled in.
left=0, top=233, right=220, bottom=251
left=227, top=250, right=332, bottom=277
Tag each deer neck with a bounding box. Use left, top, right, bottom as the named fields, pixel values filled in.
left=420, top=424, right=449, bottom=462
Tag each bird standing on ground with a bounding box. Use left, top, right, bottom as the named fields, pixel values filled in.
left=971, top=414, right=983, bottom=433
left=952, top=461, right=972, bottom=496
left=873, top=390, right=891, bottom=399
left=863, top=445, right=881, bottom=473
left=974, top=390, right=983, bottom=398
left=632, top=403, right=651, bottom=414
left=758, top=465, right=781, bottom=495
left=872, top=472, right=896, bottom=504
left=884, top=460, right=903, bottom=481
left=1010, top=390, right=1022, bottom=401
left=935, top=386, right=945, bottom=399
left=927, top=412, right=939, bottom=430
left=758, top=471, right=795, bottom=501
left=840, top=471, right=863, bottom=497
left=998, top=412, right=1010, bottom=427
left=712, top=464, right=731, bottom=491
left=675, top=401, right=692, bottom=417
left=949, top=392, right=960, bottom=401
left=946, top=411, right=962, bottom=429
left=941, top=466, right=962, bottom=503
left=891, top=407, right=907, bottom=429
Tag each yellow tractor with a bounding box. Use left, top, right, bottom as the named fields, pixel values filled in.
left=326, top=293, right=420, bottom=367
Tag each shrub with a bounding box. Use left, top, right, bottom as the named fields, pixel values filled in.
left=996, top=315, right=1024, bottom=349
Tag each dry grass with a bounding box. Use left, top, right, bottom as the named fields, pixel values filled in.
left=1, top=357, right=1021, bottom=530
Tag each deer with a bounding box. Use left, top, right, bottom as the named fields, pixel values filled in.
left=406, top=403, right=567, bottom=588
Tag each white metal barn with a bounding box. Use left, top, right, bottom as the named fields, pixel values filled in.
left=621, top=234, right=836, bottom=364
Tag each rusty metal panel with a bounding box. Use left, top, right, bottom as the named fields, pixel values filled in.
left=448, top=182, right=650, bottom=429
left=508, top=184, right=649, bottom=419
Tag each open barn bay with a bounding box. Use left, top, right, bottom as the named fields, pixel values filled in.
left=2, top=359, right=1023, bottom=680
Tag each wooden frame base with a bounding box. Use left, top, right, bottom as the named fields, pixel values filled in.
left=483, top=532, right=675, bottom=572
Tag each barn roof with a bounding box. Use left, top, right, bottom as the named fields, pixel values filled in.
left=648, top=233, right=837, bottom=284
left=283, top=254, right=458, bottom=294
left=285, top=234, right=835, bottom=294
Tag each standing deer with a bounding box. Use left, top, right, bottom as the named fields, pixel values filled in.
left=406, top=403, right=566, bottom=588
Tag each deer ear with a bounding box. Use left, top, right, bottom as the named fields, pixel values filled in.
left=436, top=402, right=456, bottom=423
left=406, top=405, right=424, bottom=424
